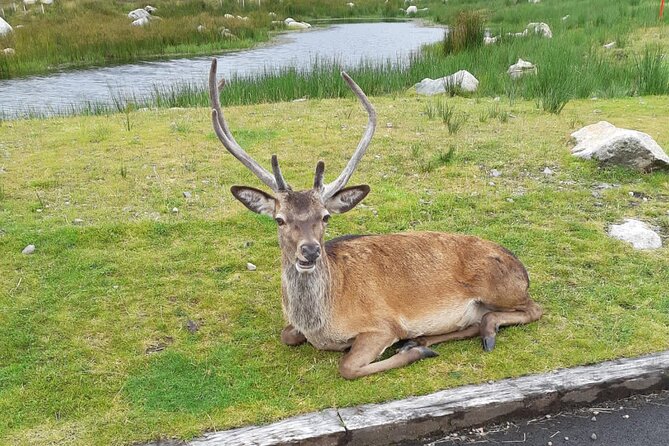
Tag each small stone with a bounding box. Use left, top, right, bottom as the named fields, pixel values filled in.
left=548, top=442, right=552, bottom=446
left=171, top=207, right=179, bottom=213
left=565, top=437, right=569, bottom=441
left=622, top=414, right=629, bottom=419
left=490, top=169, right=502, bottom=177
left=246, top=262, right=257, bottom=271
left=506, top=198, right=514, bottom=203
left=182, top=191, right=192, bottom=199
left=186, top=319, right=199, bottom=333
left=591, top=416, right=597, bottom=421
left=488, top=181, right=495, bottom=186
left=36, top=209, right=43, bottom=213
left=591, top=433, right=597, bottom=440
left=493, top=96, right=501, bottom=102
left=545, top=414, right=551, bottom=419
left=593, top=411, right=600, bottom=415
left=72, top=218, right=84, bottom=225
left=543, top=167, right=554, bottom=175
left=22, top=244, right=36, bottom=255
left=386, top=122, right=393, bottom=128
left=113, top=285, right=119, bottom=289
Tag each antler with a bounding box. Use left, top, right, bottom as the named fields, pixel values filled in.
left=209, top=58, right=289, bottom=192
left=320, top=72, right=377, bottom=200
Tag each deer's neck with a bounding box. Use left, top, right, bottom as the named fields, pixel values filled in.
left=281, top=255, right=332, bottom=334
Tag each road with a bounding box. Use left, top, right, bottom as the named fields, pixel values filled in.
left=409, top=390, right=669, bottom=446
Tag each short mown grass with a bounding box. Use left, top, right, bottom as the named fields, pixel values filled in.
left=1, top=94, right=668, bottom=445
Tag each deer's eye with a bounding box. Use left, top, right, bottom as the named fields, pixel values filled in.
left=322, top=214, right=331, bottom=223
left=275, top=217, right=285, bottom=226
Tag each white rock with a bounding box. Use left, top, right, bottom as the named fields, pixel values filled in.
left=171, top=207, right=179, bottom=213
left=406, top=5, right=418, bottom=14
left=490, top=169, right=502, bottom=177
left=603, top=41, right=616, bottom=49
left=73, top=218, right=84, bottom=225
left=543, top=167, right=554, bottom=175
left=562, top=15, right=570, bottom=21
left=220, top=28, right=236, bottom=39
left=22, top=244, right=36, bottom=255
left=347, top=2, right=355, bottom=7
left=144, top=5, right=157, bottom=14
left=0, top=17, right=12, bottom=37
left=286, top=21, right=311, bottom=29
left=528, top=0, right=541, bottom=3
left=609, top=219, right=662, bottom=250
left=484, top=36, right=498, bottom=45
left=526, top=22, right=552, bottom=38
left=41, top=0, right=54, bottom=4
left=182, top=191, right=192, bottom=199
left=507, top=58, right=537, bottom=79
left=246, top=262, right=257, bottom=271
left=224, top=13, right=235, bottom=19
left=23, top=0, right=37, bottom=4
left=268, top=12, right=277, bottom=18
left=284, top=17, right=295, bottom=24
left=128, top=8, right=151, bottom=20
left=131, top=17, right=150, bottom=27
left=197, top=24, right=206, bottom=33
left=571, top=121, right=669, bottom=171
left=3, top=48, right=15, bottom=56
left=415, top=70, right=479, bottom=95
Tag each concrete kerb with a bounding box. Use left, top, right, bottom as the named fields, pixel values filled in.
left=160, top=350, right=669, bottom=446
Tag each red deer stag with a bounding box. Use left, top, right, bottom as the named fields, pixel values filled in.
left=208, top=59, right=542, bottom=379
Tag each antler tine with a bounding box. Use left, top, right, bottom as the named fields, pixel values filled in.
left=209, top=58, right=278, bottom=191
left=321, top=72, right=377, bottom=200
left=271, top=155, right=291, bottom=191
left=313, top=161, right=325, bottom=190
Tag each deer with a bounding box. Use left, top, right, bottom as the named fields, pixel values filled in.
left=208, top=59, right=542, bottom=379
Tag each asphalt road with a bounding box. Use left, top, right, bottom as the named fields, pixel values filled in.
left=409, top=391, right=669, bottom=446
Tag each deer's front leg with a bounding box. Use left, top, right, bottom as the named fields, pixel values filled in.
left=281, top=324, right=307, bottom=346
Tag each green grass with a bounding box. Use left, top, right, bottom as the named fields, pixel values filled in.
left=1, top=94, right=668, bottom=445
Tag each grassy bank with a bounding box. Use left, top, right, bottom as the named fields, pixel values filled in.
left=0, top=0, right=408, bottom=79
left=1, top=94, right=668, bottom=445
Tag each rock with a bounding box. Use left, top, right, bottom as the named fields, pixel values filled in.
left=608, top=219, right=662, bottom=250
left=186, top=319, right=199, bottom=333
left=3, top=48, right=15, bottom=56
left=508, top=58, right=537, bottom=79
left=603, top=41, right=616, bottom=49
left=284, top=17, right=295, bottom=24
left=528, top=0, right=541, bottom=3
left=224, top=13, right=235, bottom=19
left=42, top=0, right=55, bottom=4
left=128, top=8, right=150, bottom=20
left=182, top=191, right=192, bottom=199
left=246, top=262, right=257, bottom=271
left=144, top=5, right=157, bottom=14
left=131, top=17, right=150, bottom=27
left=591, top=416, right=597, bottom=421
left=286, top=21, right=311, bottom=29
left=415, top=70, right=479, bottom=95
left=171, top=207, right=179, bottom=213
left=591, top=433, right=597, bottom=440
left=0, top=17, right=12, bottom=37
left=484, top=36, right=498, bottom=45
left=570, top=121, right=669, bottom=171
left=490, top=169, right=502, bottom=177
left=406, top=5, right=418, bottom=14
left=197, top=24, right=206, bottom=32
left=22, top=244, right=36, bottom=255
left=543, top=167, right=554, bottom=175
left=526, top=22, right=552, bottom=38
left=562, top=15, right=570, bottom=21
left=220, top=28, right=237, bottom=39
left=347, top=2, right=355, bottom=7
left=72, top=218, right=84, bottom=225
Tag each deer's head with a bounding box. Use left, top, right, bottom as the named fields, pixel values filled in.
left=209, top=59, right=376, bottom=273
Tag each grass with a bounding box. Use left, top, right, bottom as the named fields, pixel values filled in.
left=1, top=94, right=669, bottom=445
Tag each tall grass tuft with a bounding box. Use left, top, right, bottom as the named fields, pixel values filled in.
left=443, top=10, right=485, bottom=55
left=634, top=47, right=669, bottom=96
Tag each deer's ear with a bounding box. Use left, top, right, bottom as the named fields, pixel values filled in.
left=325, top=185, right=370, bottom=214
left=231, top=186, right=276, bottom=217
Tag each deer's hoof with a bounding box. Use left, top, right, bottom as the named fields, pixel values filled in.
left=396, top=340, right=419, bottom=354
left=415, top=346, right=439, bottom=359
left=482, top=336, right=496, bottom=352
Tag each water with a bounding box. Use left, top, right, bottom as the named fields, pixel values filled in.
left=0, top=21, right=444, bottom=118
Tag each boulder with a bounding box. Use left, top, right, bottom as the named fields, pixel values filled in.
left=507, top=58, right=537, bottom=79
left=0, top=17, right=12, bottom=37
left=526, top=22, right=552, bottom=38
left=415, top=70, right=479, bottom=95
left=286, top=21, right=311, bottom=29
left=128, top=8, right=150, bottom=20
left=131, top=17, right=150, bottom=27
left=608, top=219, right=662, bottom=250
left=571, top=121, right=669, bottom=172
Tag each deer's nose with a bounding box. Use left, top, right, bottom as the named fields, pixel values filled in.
left=300, top=243, right=321, bottom=262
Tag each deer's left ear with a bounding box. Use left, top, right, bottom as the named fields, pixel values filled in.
left=325, top=185, right=370, bottom=214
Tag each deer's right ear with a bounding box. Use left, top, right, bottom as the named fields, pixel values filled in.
left=230, top=186, right=276, bottom=217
